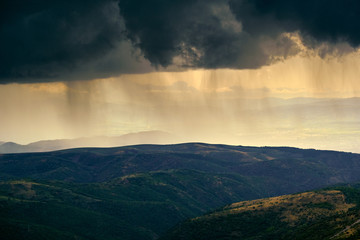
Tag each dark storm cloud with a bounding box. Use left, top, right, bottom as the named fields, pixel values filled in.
left=119, top=0, right=360, bottom=71
left=2, top=0, right=360, bottom=83
left=0, top=0, right=151, bottom=83
left=229, top=0, right=360, bottom=48
left=118, top=0, right=273, bottom=69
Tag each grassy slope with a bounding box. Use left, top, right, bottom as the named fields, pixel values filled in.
left=160, top=185, right=360, bottom=240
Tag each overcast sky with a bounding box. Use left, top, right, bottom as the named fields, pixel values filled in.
left=1, top=0, right=360, bottom=152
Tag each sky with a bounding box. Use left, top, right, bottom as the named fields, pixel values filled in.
left=1, top=0, right=360, bottom=153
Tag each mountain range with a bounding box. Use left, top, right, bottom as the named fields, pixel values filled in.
left=0, top=131, right=182, bottom=153
left=2, top=143, right=360, bottom=239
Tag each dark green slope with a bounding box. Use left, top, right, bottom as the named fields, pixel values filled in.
left=1, top=143, right=360, bottom=195
left=160, top=185, right=360, bottom=240
left=0, top=170, right=268, bottom=240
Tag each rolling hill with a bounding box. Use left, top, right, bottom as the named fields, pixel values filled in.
left=160, top=185, right=360, bottom=240
left=2, top=143, right=360, bottom=239
left=2, top=143, right=360, bottom=193
left=0, top=172, right=262, bottom=240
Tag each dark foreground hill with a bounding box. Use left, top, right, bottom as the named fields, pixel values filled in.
left=160, top=185, right=360, bottom=240
left=2, top=143, right=360, bottom=239
left=0, top=171, right=263, bottom=240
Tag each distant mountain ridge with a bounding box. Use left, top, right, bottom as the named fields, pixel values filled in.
left=0, top=131, right=182, bottom=153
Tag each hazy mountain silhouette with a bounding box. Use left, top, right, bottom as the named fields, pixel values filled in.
left=0, top=131, right=182, bottom=153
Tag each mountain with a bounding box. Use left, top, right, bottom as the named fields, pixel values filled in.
left=0, top=131, right=182, bottom=153
left=0, top=142, right=28, bottom=153
left=2, top=143, right=360, bottom=190
left=160, top=185, right=360, bottom=240
left=2, top=143, right=360, bottom=239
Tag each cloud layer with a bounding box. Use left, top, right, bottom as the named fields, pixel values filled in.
left=1, top=0, right=360, bottom=83
left=0, top=0, right=151, bottom=83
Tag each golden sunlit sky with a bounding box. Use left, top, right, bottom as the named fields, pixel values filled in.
left=1, top=0, right=360, bottom=153
left=2, top=54, right=360, bottom=152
